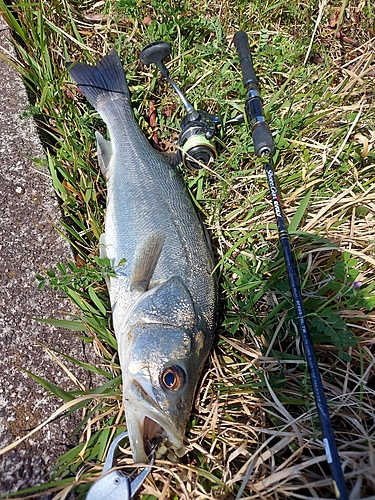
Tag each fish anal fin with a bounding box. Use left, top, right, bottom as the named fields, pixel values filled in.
left=130, top=232, right=165, bottom=293
left=95, top=131, right=113, bottom=180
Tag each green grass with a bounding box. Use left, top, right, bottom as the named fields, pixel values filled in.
left=0, top=0, right=375, bottom=498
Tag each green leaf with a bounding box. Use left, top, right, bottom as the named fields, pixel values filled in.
left=56, top=261, right=67, bottom=275
left=334, top=259, right=346, bottom=282
left=53, top=350, right=114, bottom=379
left=88, top=286, right=108, bottom=316
left=96, top=426, right=113, bottom=462
left=35, top=317, right=88, bottom=332
left=22, top=369, right=75, bottom=402
left=289, top=188, right=313, bottom=232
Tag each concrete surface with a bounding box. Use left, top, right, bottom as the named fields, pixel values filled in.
left=0, top=17, right=96, bottom=496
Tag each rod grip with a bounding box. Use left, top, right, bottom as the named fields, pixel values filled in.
left=251, top=123, right=274, bottom=157
left=233, top=30, right=258, bottom=86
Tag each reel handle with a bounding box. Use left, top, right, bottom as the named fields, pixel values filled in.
left=140, top=41, right=198, bottom=118
left=234, top=31, right=275, bottom=157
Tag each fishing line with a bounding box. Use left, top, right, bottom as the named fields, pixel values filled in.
left=233, top=30, right=349, bottom=500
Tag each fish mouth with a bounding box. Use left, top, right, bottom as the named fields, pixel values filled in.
left=143, top=415, right=164, bottom=444
left=124, top=378, right=185, bottom=463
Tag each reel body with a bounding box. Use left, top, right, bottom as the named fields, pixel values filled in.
left=178, top=111, right=220, bottom=171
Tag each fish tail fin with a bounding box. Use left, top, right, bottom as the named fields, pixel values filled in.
left=67, top=50, right=129, bottom=110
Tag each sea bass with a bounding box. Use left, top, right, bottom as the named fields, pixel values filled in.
left=67, top=50, right=217, bottom=463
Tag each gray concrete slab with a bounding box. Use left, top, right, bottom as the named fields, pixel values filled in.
left=0, top=16, right=96, bottom=496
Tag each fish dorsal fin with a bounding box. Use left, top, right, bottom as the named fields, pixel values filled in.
left=133, top=276, right=197, bottom=329
left=130, top=232, right=166, bottom=293
left=95, top=131, right=113, bottom=180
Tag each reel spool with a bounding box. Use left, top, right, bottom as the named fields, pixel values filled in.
left=178, top=113, right=219, bottom=171
left=140, top=41, right=220, bottom=171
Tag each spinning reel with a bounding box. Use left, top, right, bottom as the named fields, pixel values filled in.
left=139, top=41, right=221, bottom=171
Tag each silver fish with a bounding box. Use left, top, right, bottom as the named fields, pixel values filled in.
left=67, top=50, right=217, bottom=463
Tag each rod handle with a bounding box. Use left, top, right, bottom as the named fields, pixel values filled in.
left=234, top=31, right=275, bottom=156
left=234, top=31, right=258, bottom=86
left=250, top=123, right=273, bottom=157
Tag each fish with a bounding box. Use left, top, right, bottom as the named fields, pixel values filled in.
left=67, top=50, right=217, bottom=463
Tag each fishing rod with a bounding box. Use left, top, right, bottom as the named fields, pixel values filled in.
left=233, top=30, right=349, bottom=500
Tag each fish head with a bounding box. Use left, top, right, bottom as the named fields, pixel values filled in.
left=120, top=322, right=207, bottom=464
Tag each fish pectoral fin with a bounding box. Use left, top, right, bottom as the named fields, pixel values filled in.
left=160, top=151, right=181, bottom=169
left=130, top=232, right=166, bottom=292
left=95, top=131, right=113, bottom=179
left=133, top=276, right=197, bottom=329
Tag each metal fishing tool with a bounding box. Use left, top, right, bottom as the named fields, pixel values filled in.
left=233, top=30, right=349, bottom=500
left=140, top=41, right=221, bottom=171
left=86, top=431, right=155, bottom=500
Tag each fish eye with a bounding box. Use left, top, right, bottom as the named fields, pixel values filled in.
left=161, top=366, right=186, bottom=391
